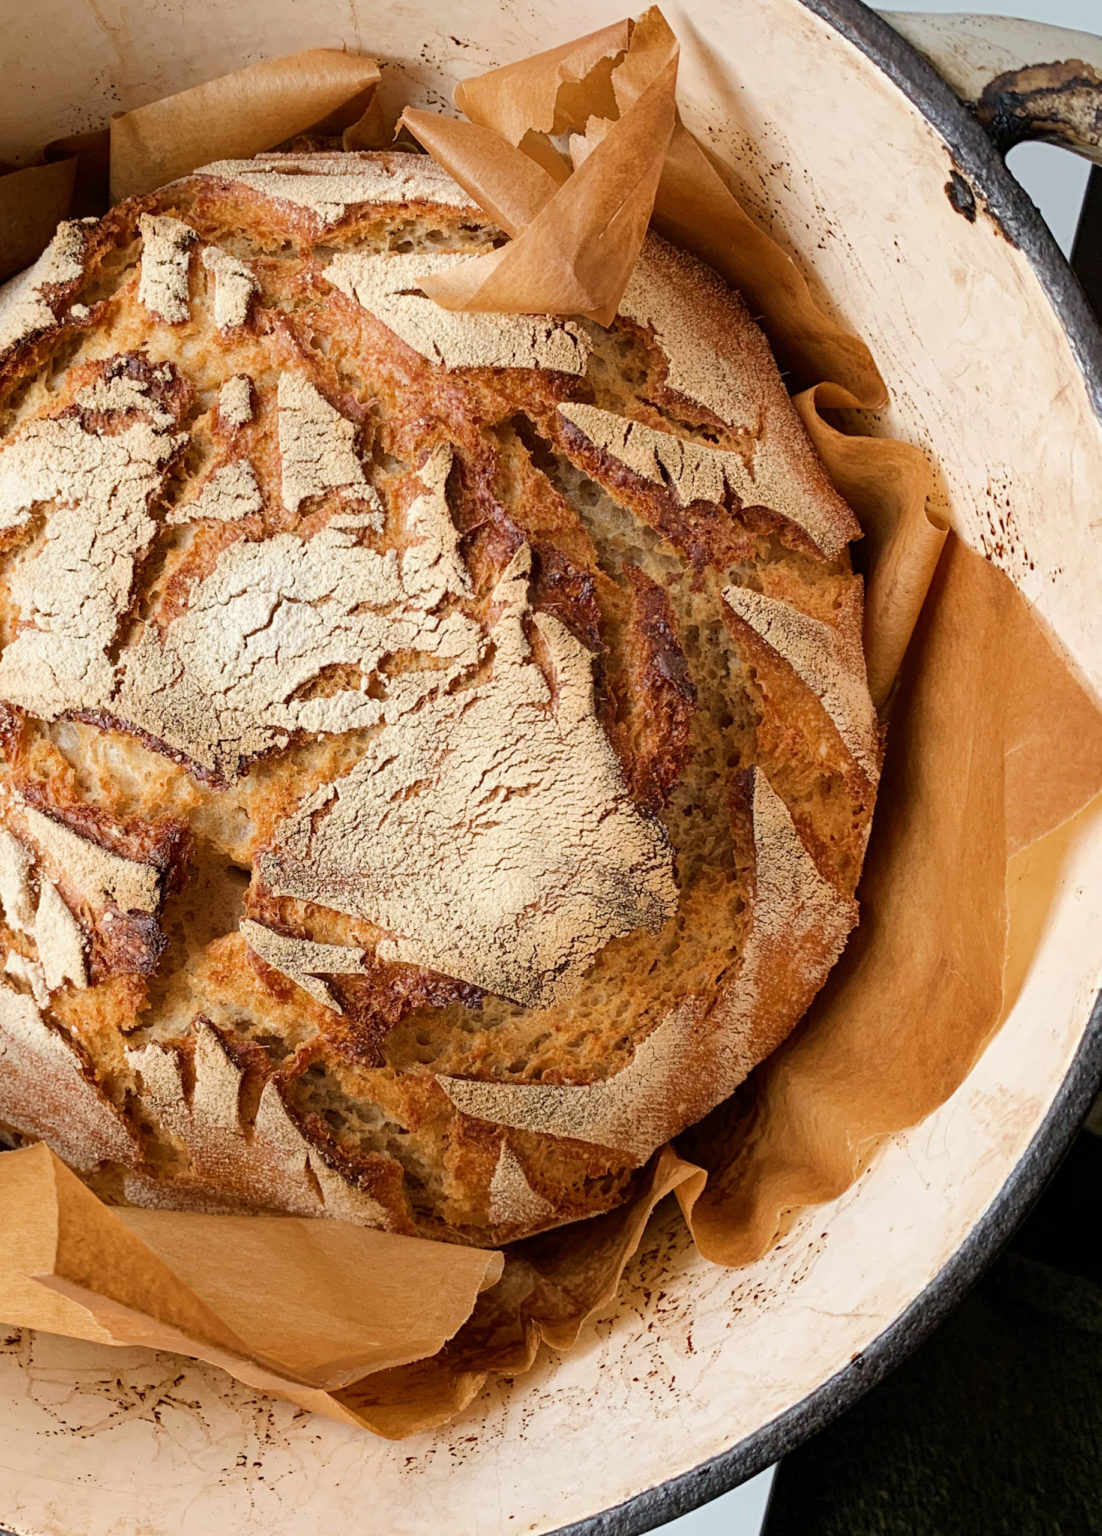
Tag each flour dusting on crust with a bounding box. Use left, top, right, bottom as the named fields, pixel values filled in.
left=0, top=982, right=137, bottom=1169
left=560, top=400, right=848, bottom=558
left=439, top=772, right=854, bottom=1157
left=327, top=251, right=591, bottom=374
left=3, top=951, right=49, bottom=1008
left=200, top=245, right=259, bottom=329
left=262, top=545, right=677, bottom=1008
left=241, top=918, right=367, bottom=1013
left=618, top=238, right=859, bottom=555
left=194, top=152, right=474, bottom=225
left=137, top=214, right=197, bottom=324
left=34, top=879, right=87, bottom=991
left=16, top=801, right=162, bottom=913
left=0, top=220, right=90, bottom=359
left=397, top=444, right=469, bottom=603
left=217, top=374, right=253, bottom=428
left=168, top=459, right=263, bottom=524
left=0, top=831, right=36, bottom=936
left=724, top=586, right=878, bottom=779
left=487, top=1142, right=553, bottom=1227
left=126, top=1022, right=391, bottom=1226
left=278, top=372, right=366, bottom=513
left=620, top=241, right=762, bottom=428
left=0, top=397, right=184, bottom=719
left=75, top=374, right=175, bottom=427
left=115, top=493, right=481, bottom=776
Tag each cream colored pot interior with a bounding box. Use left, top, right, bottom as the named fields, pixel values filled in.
left=1, top=1, right=1100, bottom=1533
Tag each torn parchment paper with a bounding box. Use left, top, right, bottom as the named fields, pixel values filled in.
left=403, top=10, right=678, bottom=324
left=0, top=1140, right=700, bottom=1437
left=109, top=49, right=381, bottom=202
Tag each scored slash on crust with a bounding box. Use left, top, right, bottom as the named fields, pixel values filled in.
left=124, top=1021, right=393, bottom=1227
left=0, top=982, right=138, bottom=1170
left=558, top=401, right=850, bottom=561
left=0, top=810, right=167, bottom=1004
left=240, top=918, right=369, bottom=1013
left=437, top=770, right=856, bottom=1160
left=326, top=250, right=592, bottom=374
left=192, top=152, right=479, bottom=227
left=722, top=586, right=880, bottom=782
left=615, top=239, right=860, bottom=553
left=1, top=823, right=91, bottom=993
left=0, top=153, right=880, bottom=1241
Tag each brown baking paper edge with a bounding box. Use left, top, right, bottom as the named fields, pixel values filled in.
left=0, top=9, right=1100, bottom=1440
left=0, top=1141, right=503, bottom=1429
left=0, top=161, right=78, bottom=285
left=399, top=6, right=936, bottom=695
left=404, top=10, right=678, bottom=325
left=0, top=48, right=381, bottom=280
left=108, top=49, right=382, bottom=203
left=676, top=542, right=1102, bottom=1263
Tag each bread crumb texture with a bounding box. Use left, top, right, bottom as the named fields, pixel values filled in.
left=0, top=153, right=879, bottom=1244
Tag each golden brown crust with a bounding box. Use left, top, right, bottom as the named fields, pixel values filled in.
left=0, top=152, right=879, bottom=1244
left=605, top=565, right=697, bottom=815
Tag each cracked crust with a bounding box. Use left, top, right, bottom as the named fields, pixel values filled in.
left=137, top=215, right=197, bottom=325
left=200, top=246, right=259, bottom=330
left=0, top=219, right=95, bottom=358
left=327, top=251, right=592, bottom=374
left=0, top=152, right=878, bottom=1244
left=261, top=545, right=677, bottom=1007
left=438, top=770, right=855, bottom=1158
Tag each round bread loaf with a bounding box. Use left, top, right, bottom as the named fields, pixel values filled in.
left=0, top=151, right=879, bottom=1243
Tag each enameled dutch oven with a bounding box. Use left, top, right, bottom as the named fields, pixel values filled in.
left=0, top=4, right=1099, bottom=1533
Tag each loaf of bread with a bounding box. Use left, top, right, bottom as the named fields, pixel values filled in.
left=0, top=151, right=879, bottom=1242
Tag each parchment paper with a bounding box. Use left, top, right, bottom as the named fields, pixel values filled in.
left=399, top=7, right=940, bottom=692
left=108, top=49, right=381, bottom=202
left=676, top=544, right=1102, bottom=1263
left=0, top=160, right=78, bottom=284
left=0, top=8, right=1100, bottom=1441
left=0, top=1141, right=503, bottom=1428
left=403, top=10, right=678, bottom=324
left=0, top=48, right=381, bottom=280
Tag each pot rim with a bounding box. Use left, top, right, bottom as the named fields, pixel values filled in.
left=557, top=1, right=1102, bottom=1532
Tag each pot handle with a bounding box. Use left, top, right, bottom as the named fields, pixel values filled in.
left=881, top=12, right=1102, bottom=162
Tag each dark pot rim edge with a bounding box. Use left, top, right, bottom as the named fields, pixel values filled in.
left=555, top=0, right=1102, bottom=1531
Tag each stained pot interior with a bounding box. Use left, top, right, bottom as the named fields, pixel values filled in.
left=0, top=0, right=1100, bottom=1532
